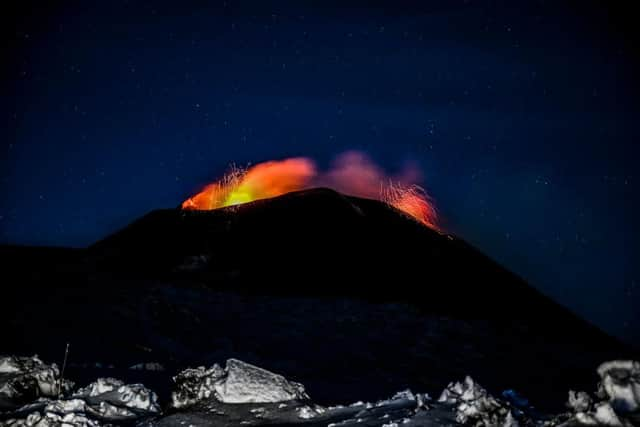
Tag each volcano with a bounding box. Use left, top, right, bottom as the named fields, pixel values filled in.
left=0, top=188, right=635, bottom=415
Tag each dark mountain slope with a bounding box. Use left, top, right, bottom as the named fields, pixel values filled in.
left=87, top=188, right=613, bottom=327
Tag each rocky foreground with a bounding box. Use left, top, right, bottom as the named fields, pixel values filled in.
left=0, top=356, right=638, bottom=427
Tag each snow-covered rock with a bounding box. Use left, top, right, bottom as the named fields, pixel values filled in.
left=597, top=360, right=640, bottom=414
left=218, top=359, right=309, bottom=404
left=567, top=390, right=593, bottom=413
left=554, top=360, right=640, bottom=427
left=44, top=398, right=88, bottom=414
left=4, top=355, right=639, bottom=427
left=2, top=411, right=101, bottom=427
left=171, top=358, right=309, bottom=408
left=0, top=356, right=73, bottom=404
left=73, top=377, right=123, bottom=398
left=112, top=383, right=160, bottom=413
left=2, top=372, right=160, bottom=426
left=74, top=378, right=161, bottom=415
left=438, top=376, right=518, bottom=426
left=170, top=363, right=226, bottom=408
left=570, top=402, right=628, bottom=426
left=295, top=404, right=326, bottom=419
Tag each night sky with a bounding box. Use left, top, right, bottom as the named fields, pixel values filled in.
left=2, top=1, right=638, bottom=344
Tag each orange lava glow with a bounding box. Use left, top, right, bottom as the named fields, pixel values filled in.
left=182, top=158, right=315, bottom=210
left=182, top=152, right=439, bottom=230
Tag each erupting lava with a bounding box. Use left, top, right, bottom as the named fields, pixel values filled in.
left=182, top=152, right=439, bottom=229
left=182, top=158, right=315, bottom=210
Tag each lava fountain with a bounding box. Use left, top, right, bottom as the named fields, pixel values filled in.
left=182, top=152, right=439, bottom=230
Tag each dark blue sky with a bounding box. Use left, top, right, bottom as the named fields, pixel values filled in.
left=2, top=1, right=638, bottom=343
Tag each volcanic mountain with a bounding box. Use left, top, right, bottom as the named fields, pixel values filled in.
left=0, top=188, right=635, bottom=411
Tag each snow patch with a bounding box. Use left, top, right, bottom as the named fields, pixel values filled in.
left=129, top=362, right=164, bottom=371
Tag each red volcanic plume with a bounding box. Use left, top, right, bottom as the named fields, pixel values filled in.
left=182, top=152, right=439, bottom=230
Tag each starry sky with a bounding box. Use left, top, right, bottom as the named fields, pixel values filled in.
left=2, top=1, right=639, bottom=344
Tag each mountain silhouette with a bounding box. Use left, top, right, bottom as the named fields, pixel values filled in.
left=1, top=188, right=634, bottom=410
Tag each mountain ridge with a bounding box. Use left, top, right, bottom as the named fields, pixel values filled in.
left=0, top=188, right=636, bottom=410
